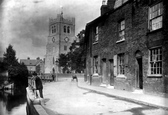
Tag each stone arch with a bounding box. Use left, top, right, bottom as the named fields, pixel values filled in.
left=135, top=50, right=143, bottom=58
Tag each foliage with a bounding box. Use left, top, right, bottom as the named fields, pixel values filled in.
left=58, top=54, right=68, bottom=67
left=58, top=30, right=86, bottom=73
left=0, top=61, right=8, bottom=85
left=3, top=44, right=19, bottom=67
left=58, top=54, right=69, bottom=73
left=0, top=44, right=28, bottom=88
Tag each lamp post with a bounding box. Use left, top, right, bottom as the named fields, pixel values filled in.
left=55, top=60, right=59, bottom=81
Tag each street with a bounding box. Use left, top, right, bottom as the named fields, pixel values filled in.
left=43, top=77, right=168, bottom=115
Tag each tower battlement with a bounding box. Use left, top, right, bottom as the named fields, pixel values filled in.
left=49, top=14, right=75, bottom=26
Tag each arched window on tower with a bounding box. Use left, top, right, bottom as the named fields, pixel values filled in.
left=64, top=26, right=66, bottom=33
left=53, top=25, right=56, bottom=33
left=67, top=26, right=70, bottom=33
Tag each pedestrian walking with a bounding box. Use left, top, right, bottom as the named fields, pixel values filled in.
left=52, top=74, right=55, bottom=82
left=32, top=72, right=43, bottom=98
left=71, top=71, right=78, bottom=82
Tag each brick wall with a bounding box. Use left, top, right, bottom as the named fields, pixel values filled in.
left=86, top=0, right=168, bottom=95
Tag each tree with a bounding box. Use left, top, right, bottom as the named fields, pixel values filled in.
left=59, top=30, right=86, bottom=73
left=3, top=44, right=28, bottom=90
left=58, top=54, right=69, bottom=73
left=58, top=30, right=86, bottom=73
left=69, top=29, right=86, bottom=73
left=3, top=44, right=18, bottom=67
left=15, top=63, right=28, bottom=88
left=0, top=61, right=8, bottom=86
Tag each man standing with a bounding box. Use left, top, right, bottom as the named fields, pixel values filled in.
left=52, top=68, right=55, bottom=82
left=33, top=72, right=43, bottom=98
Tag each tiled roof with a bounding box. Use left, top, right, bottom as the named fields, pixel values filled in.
left=20, top=59, right=41, bottom=66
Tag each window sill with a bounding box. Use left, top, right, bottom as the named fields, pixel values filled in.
left=116, top=39, right=125, bottom=43
left=93, top=41, right=98, bottom=45
left=146, top=28, right=163, bottom=35
left=147, top=74, right=162, bottom=78
left=116, top=74, right=126, bottom=79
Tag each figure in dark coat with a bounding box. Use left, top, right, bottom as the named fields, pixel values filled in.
left=33, top=72, right=43, bottom=98
left=71, top=71, right=78, bottom=82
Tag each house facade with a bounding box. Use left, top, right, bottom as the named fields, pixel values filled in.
left=85, top=0, right=168, bottom=96
left=20, top=58, right=44, bottom=75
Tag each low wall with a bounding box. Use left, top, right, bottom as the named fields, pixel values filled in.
left=26, top=87, right=48, bottom=115
left=41, top=74, right=53, bottom=81
left=57, top=73, right=84, bottom=78
left=114, top=77, right=133, bottom=91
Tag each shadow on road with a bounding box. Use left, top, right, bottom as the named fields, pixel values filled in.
left=124, top=107, right=157, bottom=115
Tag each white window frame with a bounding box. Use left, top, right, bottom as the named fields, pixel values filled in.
left=95, top=26, right=99, bottom=42
left=117, top=20, right=125, bottom=42
left=148, top=47, right=162, bottom=76
left=93, top=56, right=98, bottom=74
left=149, top=2, right=163, bottom=31
left=117, top=53, right=125, bottom=75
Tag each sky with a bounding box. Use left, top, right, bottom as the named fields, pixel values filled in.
left=0, top=0, right=102, bottom=60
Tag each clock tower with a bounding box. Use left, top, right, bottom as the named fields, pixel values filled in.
left=45, top=13, right=75, bottom=73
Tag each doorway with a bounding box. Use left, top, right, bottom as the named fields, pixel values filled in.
left=102, top=59, right=107, bottom=84
left=136, top=57, right=143, bottom=89
left=109, top=59, right=114, bottom=86
left=135, top=50, right=143, bottom=89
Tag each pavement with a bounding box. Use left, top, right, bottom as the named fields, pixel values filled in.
left=34, top=77, right=168, bottom=115
left=77, top=78, right=168, bottom=110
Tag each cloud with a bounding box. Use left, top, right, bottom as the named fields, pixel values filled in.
left=0, top=0, right=101, bottom=59
left=0, top=0, right=5, bottom=56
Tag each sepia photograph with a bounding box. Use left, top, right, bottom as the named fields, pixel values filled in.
left=0, top=0, right=168, bottom=115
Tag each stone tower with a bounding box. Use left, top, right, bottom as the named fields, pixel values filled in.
left=45, top=13, right=75, bottom=73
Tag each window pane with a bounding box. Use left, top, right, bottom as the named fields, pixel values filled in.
left=93, top=56, right=98, bottom=73
left=149, top=2, right=163, bottom=21
left=64, top=26, right=66, bottom=32
left=160, top=67, right=162, bottom=74
left=151, top=16, right=162, bottom=30
left=121, top=20, right=125, bottom=30
left=151, top=68, right=153, bottom=74
left=118, top=54, right=125, bottom=74
left=150, top=47, right=162, bottom=75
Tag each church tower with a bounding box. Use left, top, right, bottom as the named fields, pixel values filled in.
left=45, top=13, right=75, bottom=73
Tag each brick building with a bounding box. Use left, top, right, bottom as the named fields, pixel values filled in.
left=85, top=0, right=168, bottom=96
left=20, top=57, right=44, bottom=75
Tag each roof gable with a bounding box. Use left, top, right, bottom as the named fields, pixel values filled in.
left=20, top=59, right=41, bottom=66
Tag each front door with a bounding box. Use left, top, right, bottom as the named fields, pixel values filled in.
left=102, top=59, right=107, bottom=84
left=136, top=57, right=143, bottom=89
left=109, top=59, right=114, bottom=86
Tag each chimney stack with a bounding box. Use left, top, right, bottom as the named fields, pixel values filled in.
left=101, top=0, right=109, bottom=15
left=101, top=0, right=116, bottom=15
